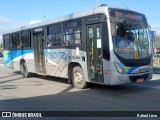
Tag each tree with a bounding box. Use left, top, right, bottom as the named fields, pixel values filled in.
left=0, top=43, right=2, bottom=48
left=155, top=35, right=160, bottom=47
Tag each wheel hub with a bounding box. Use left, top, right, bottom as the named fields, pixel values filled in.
left=74, top=72, right=82, bottom=84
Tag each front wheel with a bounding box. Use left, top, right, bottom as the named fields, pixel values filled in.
left=72, top=66, right=87, bottom=89
left=20, top=62, right=30, bottom=78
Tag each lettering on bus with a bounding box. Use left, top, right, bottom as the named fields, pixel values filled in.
left=68, top=56, right=85, bottom=62
left=115, top=11, right=143, bottom=21
left=47, top=52, right=66, bottom=59
left=58, top=52, right=66, bottom=59
left=109, top=9, right=145, bottom=21
left=68, top=56, right=81, bottom=59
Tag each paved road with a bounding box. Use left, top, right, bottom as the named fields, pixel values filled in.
left=0, top=57, right=3, bottom=64
left=0, top=64, right=160, bottom=120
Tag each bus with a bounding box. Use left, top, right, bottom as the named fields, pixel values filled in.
left=3, top=5, right=152, bottom=89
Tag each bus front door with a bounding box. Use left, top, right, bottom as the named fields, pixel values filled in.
left=87, top=24, right=104, bottom=83
left=33, top=32, right=46, bottom=74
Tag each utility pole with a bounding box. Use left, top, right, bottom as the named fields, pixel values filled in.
left=97, top=0, right=99, bottom=7
left=43, top=16, right=46, bottom=21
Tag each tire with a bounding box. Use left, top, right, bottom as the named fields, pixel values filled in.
left=20, top=62, right=30, bottom=78
left=72, top=66, right=87, bottom=89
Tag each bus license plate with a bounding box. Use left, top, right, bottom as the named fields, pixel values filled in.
left=136, top=78, right=144, bottom=83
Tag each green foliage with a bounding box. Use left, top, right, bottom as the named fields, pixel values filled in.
left=155, top=36, right=160, bottom=47
left=0, top=43, right=2, bottom=48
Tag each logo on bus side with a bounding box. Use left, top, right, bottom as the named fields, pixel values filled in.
left=46, top=51, right=66, bottom=59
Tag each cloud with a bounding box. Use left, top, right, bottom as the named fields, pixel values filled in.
left=0, top=16, right=11, bottom=43
left=0, top=16, right=10, bottom=23
left=29, top=20, right=41, bottom=24
left=0, top=16, right=10, bottom=32
left=0, top=16, right=42, bottom=43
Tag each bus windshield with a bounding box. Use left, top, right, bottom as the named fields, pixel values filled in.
left=111, top=21, right=151, bottom=59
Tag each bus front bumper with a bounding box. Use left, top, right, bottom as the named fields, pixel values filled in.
left=108, top=71, right=153, bottom=85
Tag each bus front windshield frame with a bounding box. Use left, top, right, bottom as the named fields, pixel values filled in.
left=111, top=20, right=151, bottom=60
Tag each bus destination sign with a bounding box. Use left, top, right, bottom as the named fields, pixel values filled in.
left=114, top=11, right=143, bottom=21
left=109, top=9, right=146, bottom=21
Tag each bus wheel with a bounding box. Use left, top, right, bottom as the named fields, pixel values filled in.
left=72, top=66, right=87, bottom=89
left=20, top=62, right=30, bottom=78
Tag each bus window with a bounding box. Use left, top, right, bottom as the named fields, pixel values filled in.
left=65, top=28, right=74, bottom=45
left=75, top=29, right=82, bottom=45
left=47, top=24, right=61, bottom=47
left=3, top=34, right=11, bottom=50
left=63, top=19, right=82, bottom=46
left=22, top=31, right=31, bottom=48
left=11, top=32, right=19, bottom=49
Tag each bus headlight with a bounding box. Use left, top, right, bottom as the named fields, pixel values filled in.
left=114, top=61, right=125, bottom=74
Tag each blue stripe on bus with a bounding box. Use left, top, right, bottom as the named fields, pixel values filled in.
left=126, top=67, right=139, bottom=74
left=3, top=49, right=33, bottom=65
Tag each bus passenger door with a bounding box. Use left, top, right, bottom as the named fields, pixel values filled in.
left=87, top=24, right=104, bottom=83
left=33, top=32, right=46, bottom=74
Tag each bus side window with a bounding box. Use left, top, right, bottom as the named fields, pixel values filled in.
left=63, top=19, right=82, bottom=46
left=11, top=32, right=19, bottom=49
left=47, top=24, right=61, bottom=47
left=75, top=29, right=82, bottom=45
left=22, top=31, right=31, bottom=48
left=3, top=34, right=11, bottom=50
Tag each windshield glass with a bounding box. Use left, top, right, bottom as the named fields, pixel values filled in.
left=111, top=21, right=151, bottom=59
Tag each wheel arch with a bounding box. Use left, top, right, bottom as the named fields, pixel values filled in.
left=20, top=59, right=26, bottom=65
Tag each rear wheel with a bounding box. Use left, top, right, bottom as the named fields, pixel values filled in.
left=20, top=62, right=30, bottom=78
left=72, top=66, right=87, bottom=89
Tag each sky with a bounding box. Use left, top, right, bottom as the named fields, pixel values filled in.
left=0, top=0, right=160, bottom=43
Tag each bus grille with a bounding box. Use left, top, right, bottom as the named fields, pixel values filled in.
left=129, top=74, right=149, bottom=82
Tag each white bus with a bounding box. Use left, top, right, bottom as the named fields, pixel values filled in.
left=3, top=5, right=152, bottom=88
